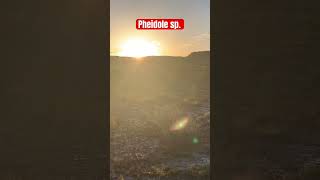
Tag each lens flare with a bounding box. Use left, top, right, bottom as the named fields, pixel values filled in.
left=192, top=137, right=199, bottom=144
left=170, top=117, right=189, bottom=131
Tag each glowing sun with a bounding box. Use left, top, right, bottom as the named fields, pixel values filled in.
left=118, top=38, right=160, bottom=58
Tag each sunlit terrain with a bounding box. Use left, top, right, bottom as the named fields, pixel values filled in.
left=110, top=51, right=210, bottom=179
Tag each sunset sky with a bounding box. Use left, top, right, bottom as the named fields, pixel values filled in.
left=110, top=0, right=210, bottom=57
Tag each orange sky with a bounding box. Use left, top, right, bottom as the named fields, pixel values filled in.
left=110, top=0, right=210, bottom=57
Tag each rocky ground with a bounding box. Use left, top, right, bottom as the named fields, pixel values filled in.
left=110, top=98, right=210, bottom=180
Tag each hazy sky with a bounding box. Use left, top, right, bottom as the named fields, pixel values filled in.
left=111, top=0, right=210, bottom=57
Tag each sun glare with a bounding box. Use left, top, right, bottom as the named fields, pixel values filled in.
left=118, top=38, right=160, bottom=58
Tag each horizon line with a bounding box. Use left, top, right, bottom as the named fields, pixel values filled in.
left=110, top=50, right=210, bottom=58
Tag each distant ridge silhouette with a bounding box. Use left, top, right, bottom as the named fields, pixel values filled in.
left=110, top=50, right=210, bottom=59
left=187, top=51, right=210, bottom=58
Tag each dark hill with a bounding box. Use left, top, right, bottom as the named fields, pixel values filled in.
left=110, top=52, right=210, bottom=104
left=187, top=51, right=210, bottom=59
